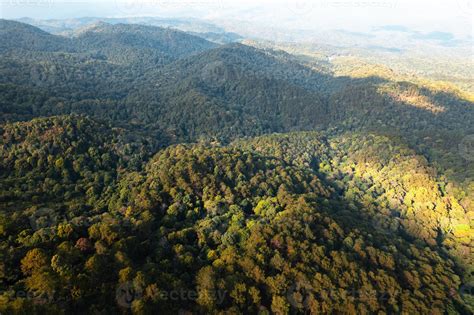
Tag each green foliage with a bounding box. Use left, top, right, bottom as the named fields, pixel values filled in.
left=0, top=120, right=471, bottom=313
left=0, top=19, right=472, bottom=314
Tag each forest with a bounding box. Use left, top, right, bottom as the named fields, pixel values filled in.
left=0, top=19, right=472, bottom=314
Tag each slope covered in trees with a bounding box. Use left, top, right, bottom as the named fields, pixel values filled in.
left=74, top=22, right=218, bottom=67
left=0, top=115, right=156, bottom=212
left=0, top=116, right=472, bottom=313
left=0, top=19, right=472, bottom=314
left=235, top=132, right=473, bottom=276
left=1, top=21, right=472, bottom=149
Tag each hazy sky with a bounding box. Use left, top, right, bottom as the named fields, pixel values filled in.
left=1, top=0, right=473, bottom=37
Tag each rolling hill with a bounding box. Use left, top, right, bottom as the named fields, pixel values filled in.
left=0, top=19, right=472, bottom=313
left=0, top=115, right=471, bottom=313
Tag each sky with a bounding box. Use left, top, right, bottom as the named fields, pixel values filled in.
left=1, top=0, right=473, bottom=38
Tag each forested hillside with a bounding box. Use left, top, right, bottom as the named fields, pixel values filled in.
left=0, top=19, right=472, bottom=314
left=0, top=117, right=472, bottom=313
left=2, top=21, right=473, bottom=144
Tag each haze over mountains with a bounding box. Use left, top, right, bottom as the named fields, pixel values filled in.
left=0, top=14, right=473, bottom=314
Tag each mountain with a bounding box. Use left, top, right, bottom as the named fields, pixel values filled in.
left=0, top=116, right=471, bottom=313
left=75, top=22, right=216, bottom=55
left=0, top=19, right=473, bottom=313
left=0, top=19, right=217, bottom=66
left=129, top=43, right=329, bottom=140
left=16, top=16, right=228, bottom=36
left=2, top=21, right=472, bottom=142
left=0, top=19, right=73, bottom=53
left=1, top=21, right=472, bottom=187
left=0, top=21, right=218, bottom=125
left=74, top=22, right=218, bottom=66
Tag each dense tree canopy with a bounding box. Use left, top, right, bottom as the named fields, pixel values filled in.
left=0, top=20, right=472, bottom=314
left=0, top=117, right=472, bottom=313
